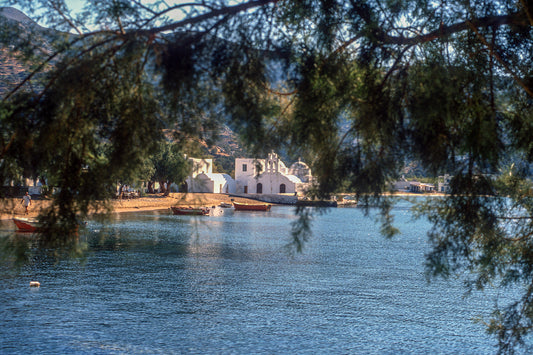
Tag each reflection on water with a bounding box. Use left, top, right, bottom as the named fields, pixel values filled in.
left=0, top=204, right=503, bottom=353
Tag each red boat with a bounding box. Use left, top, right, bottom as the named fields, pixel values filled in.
left=171, top=206, right=210, bottom=216
left=232, top=201, right=271, bottom=211
left=12, top=218, right=40, bottom=232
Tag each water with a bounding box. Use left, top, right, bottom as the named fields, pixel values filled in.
left=0, top=201, right=506, bottom=354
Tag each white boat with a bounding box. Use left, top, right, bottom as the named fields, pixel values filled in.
left=12, top=217, right=40, bottom=232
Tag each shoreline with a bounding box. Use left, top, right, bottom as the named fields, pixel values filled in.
left=0, top=193, right=266, bottom=220
left=1, top=191, right=445, bottom=221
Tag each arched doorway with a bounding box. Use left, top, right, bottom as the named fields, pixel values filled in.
left=257, top=183, right=263, bottom=194
left=280, top=183, right=286, bottom=193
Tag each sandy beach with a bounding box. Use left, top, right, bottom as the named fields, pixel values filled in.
left=0, top=193, right=261, bottom=220
left=1, top=191, right=444, bottom=220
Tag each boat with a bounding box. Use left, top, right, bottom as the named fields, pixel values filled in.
left=232, top=201, right=272, bottom=211
left=170, top=206, right=210, bottom=216
left=13, top=217, right=81, bottom=234
left=219, top=202, right=233, bottom=208
left=12, top=217, right=40, bottom=232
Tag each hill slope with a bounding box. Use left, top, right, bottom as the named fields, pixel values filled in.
left=0, top=7, right=55, bottom=97
left=0, top=7, right=247, bottom=173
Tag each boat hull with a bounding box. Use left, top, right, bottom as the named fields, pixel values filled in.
left=171, top=207, right=209, bottom=216
left=232, top=201, right=271, bottom=211
left=12, top=218, right=40, bottom=232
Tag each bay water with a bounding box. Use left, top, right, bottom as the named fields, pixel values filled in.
left=0, top=200, right=506, bottom=353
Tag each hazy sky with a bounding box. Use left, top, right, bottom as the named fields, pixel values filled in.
left=64, top=0, right=189, bottom=12
left=6, top=1, right=188, bottom=15
left=67, top=1, right=84, bottom=12
left=4, top=0, right=189, bottom=28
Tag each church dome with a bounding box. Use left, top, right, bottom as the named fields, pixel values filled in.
left=289, top=160, right=312, bottom=183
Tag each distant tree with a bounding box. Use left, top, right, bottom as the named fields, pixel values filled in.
left=149, top=141, right=190, bottom=196
left=1, top=0, right=533, bottom=351
left=213, top=155, right=235, bottom=176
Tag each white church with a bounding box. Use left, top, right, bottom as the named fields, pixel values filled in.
left=184, top=152, right=312, bottom=195
left=234, top=152, right=311, bottom=195
left=185, top=157, right=236, bottom=194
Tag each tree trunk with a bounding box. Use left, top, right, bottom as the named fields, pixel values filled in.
left=163, top=181, right=172, bottom=196
left=159, top=180, right=167, bottom=195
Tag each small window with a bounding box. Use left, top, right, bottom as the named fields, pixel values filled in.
left=243, top=164, right=247, bottom=172
left=257, top=183, right=263, bottom=194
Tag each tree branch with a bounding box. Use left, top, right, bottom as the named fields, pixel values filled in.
left=137, top=0, right=279, bottom=36
left=50, top=1, right=83, bottom=36
left=137, top=2, right=216, bottom=31
left=467, top=20, right=533, bottom=98
left=519, top=0, right=533, bottom=26
left=379, top=13, right=530, bottom=46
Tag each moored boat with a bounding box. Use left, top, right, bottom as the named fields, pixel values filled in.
left=170, top=206, right=210, bottom=216
left=13, top=218, right=81, bottom=234
left=232, top=201, right=271, bottom=211
left=219, top=202, right=233, bottom=208
left=12, top=217, right=40, bottom=232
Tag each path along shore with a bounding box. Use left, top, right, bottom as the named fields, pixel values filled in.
left=0, top=193, right=261, bottom=220
left=1, top=192, right=445, bottom=221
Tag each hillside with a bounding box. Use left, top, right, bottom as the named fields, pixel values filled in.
left=0, top=47, right=26, bottom=97
left=1, top=7, right=40, bottom=25
left=0, top=7, right=56, bottom=97
left=0, top=8, right=33, bottom=97
left=0, top=7, right=248, bottom=174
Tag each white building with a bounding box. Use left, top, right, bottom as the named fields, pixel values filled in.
left=392, top=176, right=410, bottom=192
left=185, top=157, right=236, bottom=194
left=191, top=172, right=236, bottom=193
left=183, top=153, right=311, bottom=195
left=409, top=181, right=435, bottom=193
left=438, top=174, right=452, bottom=193
left=234, top=152, right=309, bottom=195
left=288, top=158, right=313, bottom=183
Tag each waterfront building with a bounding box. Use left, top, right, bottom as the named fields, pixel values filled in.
left=234, top=152, right=310, bottom=195
left=184, top=157, right=236, bottom=194
left=409, top=181, right=435, bottom=193
left=183, top=153, right=312, bottom=196
left=438, top=174, right=452, bottom=193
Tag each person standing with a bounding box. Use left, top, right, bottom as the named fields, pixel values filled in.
left=21, top=191, right=31, bottom=215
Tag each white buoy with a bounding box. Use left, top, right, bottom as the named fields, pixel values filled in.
left=29, top=281, right=40, bottom=287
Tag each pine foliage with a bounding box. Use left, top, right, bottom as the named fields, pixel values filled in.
left=1, top=1, right=533, bottom=351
